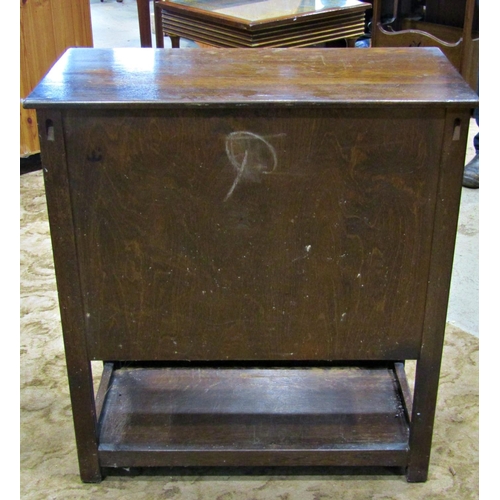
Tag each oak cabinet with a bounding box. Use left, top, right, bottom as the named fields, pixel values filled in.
left=24, top=47, right=477, bottom=483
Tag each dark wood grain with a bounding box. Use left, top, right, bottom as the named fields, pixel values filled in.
left=99, top=448, right=409, bottom=468
left=394, top=362, right=413, bottom=422
left=406, top=108, right=472, bottom=482
left=23, top=47, right=478, bottom=109
left=65, top=106, right=442, bottom=361
left=36, top=109, right=101, bottom=483
left=97, top=365, right=409, bottom=467
left=25, top=47, right=478, bottom=482
left=95, top=362, right=115, bottom=421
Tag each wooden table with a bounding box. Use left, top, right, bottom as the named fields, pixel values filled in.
left=153, top=0, right=371, bottom=48
left=24, top=47, right=477, bottom=483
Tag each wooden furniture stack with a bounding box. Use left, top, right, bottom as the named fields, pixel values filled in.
left=153, top=0, right=371, bottom=48
left=24, top=47, right=477, bottom=483
left=371, top=0, right=479, bottom=91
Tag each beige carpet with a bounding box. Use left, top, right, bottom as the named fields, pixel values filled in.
left=20, top=169, right=479, bottom=499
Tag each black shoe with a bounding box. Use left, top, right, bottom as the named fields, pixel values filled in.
left=463, top=154, right=479, bottom=189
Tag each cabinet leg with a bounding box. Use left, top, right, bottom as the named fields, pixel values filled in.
left=68, top=362, right=102, bottom=483
left=405, top=356, right=442, bottom=484
left=405, top=465, right=429, bottom=483
left=38, top=110, right=102, bottom=483
left=80, top=468, right=103, bottom=483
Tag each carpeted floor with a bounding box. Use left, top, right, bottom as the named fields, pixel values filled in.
left=20, top=169, right=479, bottom=499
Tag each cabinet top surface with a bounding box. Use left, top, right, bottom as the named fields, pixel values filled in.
left=24, top=47, right=478, bottom=109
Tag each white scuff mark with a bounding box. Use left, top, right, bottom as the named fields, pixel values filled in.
left=292, top=245, right=313, bottom=263
left=224, top=131, right=278, bottom=201
left=224, top=149, right=249, bottom=201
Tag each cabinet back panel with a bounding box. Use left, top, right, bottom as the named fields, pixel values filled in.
left=64, top=107, right=443, bottom=360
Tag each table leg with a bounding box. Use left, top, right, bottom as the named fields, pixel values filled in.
left=137, top=0, right=152, bottom=47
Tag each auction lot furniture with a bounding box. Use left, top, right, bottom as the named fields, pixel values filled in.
left=153, top=0, right=371, bottom=48
left=24, top=47, right=477, bottom=483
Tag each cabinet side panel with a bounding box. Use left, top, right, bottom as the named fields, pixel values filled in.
left=64, top=107, right=443, bottom=361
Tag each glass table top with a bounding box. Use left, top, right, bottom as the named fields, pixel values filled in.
left=161, top=0, right=369, bottom=23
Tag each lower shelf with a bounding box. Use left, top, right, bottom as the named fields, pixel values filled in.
left=97, top=363, right=410, bottom=468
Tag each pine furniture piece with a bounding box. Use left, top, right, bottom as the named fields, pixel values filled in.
left=371, top=0, right=478, bottom=91
left=20, top=0, right=93, bottom=156
left=24, top=46, right=477, bottom=483
left=153, top=0, right=371, bottom=48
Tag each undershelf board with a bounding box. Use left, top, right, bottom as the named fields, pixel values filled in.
left=97, top=364, right=410, bottom=468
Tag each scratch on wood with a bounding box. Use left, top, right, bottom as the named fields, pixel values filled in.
left=224, top=131, right=278, bottom=201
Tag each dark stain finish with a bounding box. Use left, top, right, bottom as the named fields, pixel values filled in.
left=24, top=47, right=477, bottom=483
